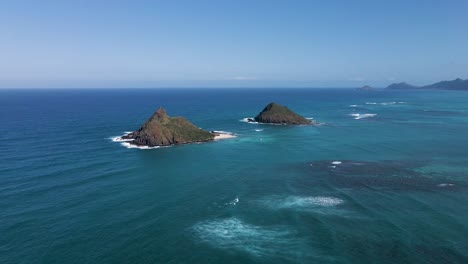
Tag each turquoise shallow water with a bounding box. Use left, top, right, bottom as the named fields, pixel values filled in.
left=1, top=88, right=468, bottom=263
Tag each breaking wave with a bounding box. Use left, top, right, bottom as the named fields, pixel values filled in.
left=110, top=132, right=162, bottom=150
left=349, top=113, right=377, bottom=120
left=213, top=131, right=237, bottom=140
left=240, top=117, right=258, bottom=124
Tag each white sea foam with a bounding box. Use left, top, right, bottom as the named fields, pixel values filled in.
left=437, top=183, right=455, bottom=187
left=110, top=131, right=134, bottom=142
left=255, top=129, right=263, bottom=132
left=241, top=117, right=311, bottom=126
left=225, top=197, right=239, bottom=206
left=110, top=136, right=134, bottom=142
left=349, top=104, right=358, bottom=107
left=259, top=195, right=344, bottom=211
left=192, top=218, right=301, bottom=257
left=120, top=142, right=161, bottom=149
left=331, top=161, right=342, bottom=165
left=240, top=117, right=258, bottom=124
left=111, top=132, right=162, bottom=150
left=213, top=131, right=237, bottom=140
left=350, top=113, right=377, bottom=120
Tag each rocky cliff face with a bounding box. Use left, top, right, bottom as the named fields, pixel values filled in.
left=253, top=103, right=313, bottom=125
left=123, top=108, right=214, bottom=146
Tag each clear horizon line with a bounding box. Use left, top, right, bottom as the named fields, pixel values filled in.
left=0, top=86, right=370, bottom=90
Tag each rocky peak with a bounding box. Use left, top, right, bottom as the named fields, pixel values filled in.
left=253, top=102, right=314, bottom=125
left=149, top=107, right=170, bottom=123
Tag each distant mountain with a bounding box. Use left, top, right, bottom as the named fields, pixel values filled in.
left=386, top=78, right=468, bottom=90
left=386, top=82, right=419, bottom=90
left=425, top=78, right=468, bottom=90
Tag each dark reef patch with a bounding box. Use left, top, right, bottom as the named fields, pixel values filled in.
left=303, top=160, right=464, bottom=191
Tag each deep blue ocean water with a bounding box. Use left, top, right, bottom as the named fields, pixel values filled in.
left=1, top=88, right=468, bottom=264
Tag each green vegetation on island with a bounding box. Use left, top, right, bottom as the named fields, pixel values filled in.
left=123, top=108, right=215, bottom=146
left=251, top=102, right=314, bottom=125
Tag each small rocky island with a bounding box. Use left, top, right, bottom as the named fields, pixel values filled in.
left=249, top=102, right=314, bottom=125
left=122, top=107, right=218, bottom=147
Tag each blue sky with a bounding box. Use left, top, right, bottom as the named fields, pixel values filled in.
left=1, top=0, right=467, bottom=88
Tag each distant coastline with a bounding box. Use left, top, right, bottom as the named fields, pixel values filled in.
left=385, top=78, right=468, bottom=91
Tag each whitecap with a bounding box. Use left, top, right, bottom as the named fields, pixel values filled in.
left=192, top=218, right=303, bottom=257
left=349, top=104, right=358, bottom=107
left=437, top=183, right=455, bottom=187
left=349, top=113, right=377, bottom=120
left=331, top=161, right=342, bottom=165
left=226, top=197, right=239, bottom=206
left=255, top=129, right=263, bottom=132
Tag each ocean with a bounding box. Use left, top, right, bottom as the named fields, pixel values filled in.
left=1, top=88, right=468, bottom=263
